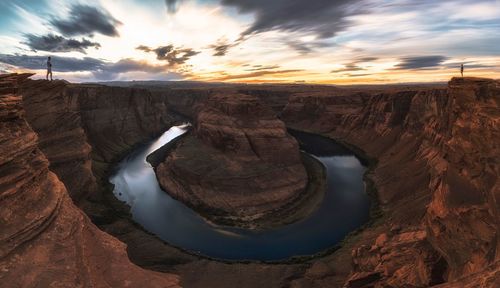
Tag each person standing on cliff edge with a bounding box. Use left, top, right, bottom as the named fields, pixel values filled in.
left=461, top=64, right=464, bottom=77
left=46, top=56, right=52, bottom=81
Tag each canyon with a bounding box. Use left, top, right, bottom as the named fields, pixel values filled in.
left=0, top=74, right=180, bottom=287
left=0, top=73, right=498, bottom=287
left=156, top=92, right=309, bottom=228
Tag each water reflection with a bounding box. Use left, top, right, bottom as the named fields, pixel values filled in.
left=110, top=125, right=370, bottom=261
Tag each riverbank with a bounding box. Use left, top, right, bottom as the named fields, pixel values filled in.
left=199, top=152, right=328, bottom=230
left=148, top=133, right=328, bottom=231
left=84, top=125, right=376, bottom=271
left=105, top=125, right=372, bottom=262
left=288, top=127, right=382, bottom=222
left=9, top=75, right=496, bottom=287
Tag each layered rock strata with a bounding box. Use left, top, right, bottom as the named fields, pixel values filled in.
left=20, top=80, right=97, bottom=203
left=156, top=93, right=308, bottom=227
left=19, top=80, right=182, bottom=203
left=4, top=73, right=499, bottom=287
left=0, top=73, right=179, bottom=287
left=283, top=77, right=499, bottom=287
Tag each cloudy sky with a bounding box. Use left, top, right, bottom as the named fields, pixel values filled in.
left=0, top=0, right=499, bottom=83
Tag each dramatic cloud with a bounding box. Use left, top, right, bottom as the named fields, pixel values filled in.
left=23, top=34, right=100, bottom=54
left=50, top=4, right=122, bottom=37
left=443, top=61, right=495, bottom=70
left=136, top=45, right=199, bottom=66
left=209, top=38, right=236, bottom=57
left=331, top=56, right=380, bottom=73
left=165, top=0, right=183, bottom=14
left=357, top=57, right=378, bottom=62
left=220, top=0, right=364, bottom=38
left=214, top=69, right=303, bottom=81
left=102, top=58, right=167, bottom=74
left=0, top=54, right=105, bottom=72
left=92, top=59, right=169, bottom=80
left=331, top=63, right=365, bottom=73
left=394, top=55, right=448, bottom=70
left=209, top=36, right=251, bottom=57
left=212, top=43, right=231, bottom=56
left=287, top=40, right=331, bottom=54
left=244, top=65, right=280, bottom=71
left=287, top=41, right=314, bottom=54
left=1, top=0, right=498, bottom=83
left=347, top=73, right=370, bottom=77
left=0, top=54, right=169, bottom=79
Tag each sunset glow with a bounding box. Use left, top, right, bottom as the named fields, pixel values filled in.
left=0, top=0, right=499, bottom=83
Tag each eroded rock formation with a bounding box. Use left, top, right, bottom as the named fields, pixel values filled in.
left=2, top=72, right=498, bottom=287
left=20, top=80, right=97, bottom=203
left=156, top=93, right=308, bottom=227
left=0, top=74, right=179, bottom=287
left=19, top=80, right=182, bottom=203
left=283, top=77, right=500, bottom=287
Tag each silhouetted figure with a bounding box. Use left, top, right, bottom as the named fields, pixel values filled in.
left=460, top=64, right=464, bottom=78
left=46, top=57, right=53, bottom=81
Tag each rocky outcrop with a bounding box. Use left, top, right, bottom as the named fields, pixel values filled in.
left=11, top=77, right=308, bottom=287
left=156, top=93, right=308, bottom=228
left=422, top=78, right=499, bottom=282
left=344, top=229, right=445, bottom=287
left=19, top=80, right=183, bottom=203
left=0, top=74, right=179, bottom=287
left=281, top=92, right=371, bottom=133
left=20, top=80, right=97, bottom=203
left=435, top=260, right=500, bottom=288
left=283, top=77, right=499, bottom=287
left=4, top=73, right=498, bottom=287
left=74, top=85, right=181, bottom=178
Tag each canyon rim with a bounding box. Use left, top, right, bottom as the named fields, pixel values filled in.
left=1, top=0, right=500, bottom=287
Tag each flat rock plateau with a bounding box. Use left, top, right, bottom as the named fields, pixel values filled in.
left=0, top=73, right=498, bottom=287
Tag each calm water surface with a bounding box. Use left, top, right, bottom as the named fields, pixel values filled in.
left=110, top=125, right=370, bottom=261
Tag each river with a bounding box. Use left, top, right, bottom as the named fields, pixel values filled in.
left=110, top=124, right=370, bottom=261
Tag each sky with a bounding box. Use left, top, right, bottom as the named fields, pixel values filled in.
left=0, top=0, right=499, bottom=84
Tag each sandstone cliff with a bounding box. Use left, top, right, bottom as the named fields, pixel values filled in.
left=156, top=93, right=308, bottom=228
left=20, top=80, right=98, bottom=203
left=0, top=74, right=179, bottom=287
left=283, top=77, right=499, bottom=287
left=3, top=73, right=499, bottom=288
left=13, top=78, right=309, bottom=287
left=19, top=80, right=182, bottom=203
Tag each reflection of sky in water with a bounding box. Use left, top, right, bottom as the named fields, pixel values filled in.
left=110, top=125, right=371, bottom=261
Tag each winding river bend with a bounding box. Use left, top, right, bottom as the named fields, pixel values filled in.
left=110, top=124, right=370, bottom=261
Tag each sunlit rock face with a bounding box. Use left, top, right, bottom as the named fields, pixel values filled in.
left=3, top=72, right=498, bottom=287
left=0, top=74, right=180, bottom=288
left=424, top=78, right=500, bottom=281
left=283, top=78, right=500, bottom=287
left=156, top=93, right=308, bottom=227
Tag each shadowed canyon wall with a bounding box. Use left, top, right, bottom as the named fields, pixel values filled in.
left=156, top=93, right=308, bottom=227
left=0, top=74, right=180, bottom=287
left=283, top=77, right=500, bottom=287
left=19, top=80, right=184, bottom=203
left=1, top=73, right=498, bottom=287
